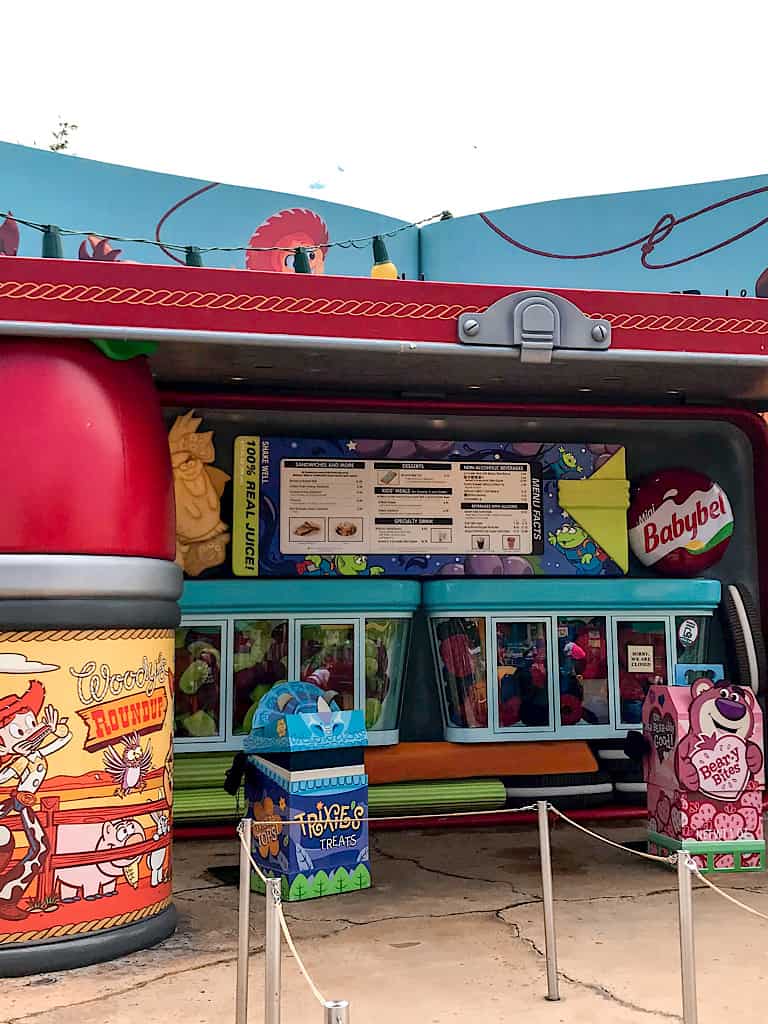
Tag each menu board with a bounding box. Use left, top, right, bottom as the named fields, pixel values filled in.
left=279, top=458, right=542, bottom=556
left=232, top=436, right=627, bottom=578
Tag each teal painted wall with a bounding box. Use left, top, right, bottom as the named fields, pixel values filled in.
left=1, top=142, right=768, bottom=298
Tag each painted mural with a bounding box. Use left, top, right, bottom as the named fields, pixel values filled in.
left=422, top=174, right=768, bottom=297
left=1, top=141, right=768, bottom=295
left=0, top=632, right=173, bottom=941
left=0, top=142, right=417, bottom=278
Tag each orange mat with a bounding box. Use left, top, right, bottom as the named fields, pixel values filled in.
left=365, top=741, right=598, bottom=786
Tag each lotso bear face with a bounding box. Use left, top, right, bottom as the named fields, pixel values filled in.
left=689, top=679, right=756, bottom=742
left=675, top=678, right=763, bottom=800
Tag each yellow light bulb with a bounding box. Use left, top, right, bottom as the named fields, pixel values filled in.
left=371, top=235, right=398, bottom=280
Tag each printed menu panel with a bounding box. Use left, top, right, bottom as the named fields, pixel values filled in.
left=233, top=437, right=628, bottom=578
left=279, top=457, right=542, bottom=556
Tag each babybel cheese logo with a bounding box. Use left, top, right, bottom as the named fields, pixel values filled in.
left=629, top=469, right=733, bottom=575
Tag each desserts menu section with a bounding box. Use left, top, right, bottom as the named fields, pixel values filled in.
left=280, top=457, right=543, bottom=555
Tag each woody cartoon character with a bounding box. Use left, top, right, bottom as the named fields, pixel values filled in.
left=0, top=681, right=71, bottom=920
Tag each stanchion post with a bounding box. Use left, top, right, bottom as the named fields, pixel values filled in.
left=537, top=801, right=560, bottom=1001
left=324, top=1000, right=350, bottom=1023
left=265, top=876, right=282, bottom=1024
left=236, top=818, right=252, bottom=1024
left=677, top=853, right=698, bottom=1024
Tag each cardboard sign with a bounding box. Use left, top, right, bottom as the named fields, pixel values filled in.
left=627, top=645, right=654, bottom=673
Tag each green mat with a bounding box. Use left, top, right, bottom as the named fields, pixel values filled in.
left=175, top=752, right=233, bottom=791
left=368, top=778, right=505, bottom=815
left=172, top=754, right=506, bottom=823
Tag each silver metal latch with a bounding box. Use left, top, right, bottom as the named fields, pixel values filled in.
left=458, top=290, right=611, bottom=365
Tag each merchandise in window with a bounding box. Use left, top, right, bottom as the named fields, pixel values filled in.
left=433, top=617, right=488, bottom=728
left=174, top=626, right=223, bottom=739
left=557, top=617, right=610, bottom=726
left=365, top=619, right=410, bottom=731
left=300, top=623, right=356, bottom=710
left=496, top=621, right=549, bottom=728
left=232, top=620, right=289, bottom=734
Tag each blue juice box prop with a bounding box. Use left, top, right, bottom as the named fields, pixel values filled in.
left=246, top=757, right=370, bottom=901
left=243, top=683, right=368, bottom=757
left=244, top=683, right=370, bottom=900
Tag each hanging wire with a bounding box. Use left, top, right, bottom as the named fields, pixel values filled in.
left=2, top=209, right=449, bottom=255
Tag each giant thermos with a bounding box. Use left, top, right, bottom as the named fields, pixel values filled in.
left=0, top=339, right=179, bottom=975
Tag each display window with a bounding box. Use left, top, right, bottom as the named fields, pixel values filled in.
left=365, top=618, right=410, bottom=734
left=426, top=595, right=714, bottom=741
left=557, top=616, right=610, bottom=727
left=432, top=617, right=488, bottom=729
left=675, top=615, right=709, bottom=665
left=174, top=623, right=226, bottom=743
left=175, top=602, right=416, bottom=750
left=616, top=619, right=669, bottom=726
left=298, top=622, right=356, bottom=711
left=232, top=619, right=289, bottom=735
left=495, top=620, right=551, bottom=730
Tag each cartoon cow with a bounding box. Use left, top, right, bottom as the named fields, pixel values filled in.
left=55, top=818, right=145, bottom=902
left=675, top=680, right=763, bottom=799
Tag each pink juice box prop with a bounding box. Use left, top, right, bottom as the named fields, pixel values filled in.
left=642, top=681, right=765, bottom=872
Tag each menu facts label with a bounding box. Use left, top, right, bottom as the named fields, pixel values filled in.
left=279, top=457, right=543, bottom=555
left=233, top=436, right=261, bottom=576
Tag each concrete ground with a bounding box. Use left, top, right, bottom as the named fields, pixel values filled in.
left=3, top=820, right=768, bottom=1023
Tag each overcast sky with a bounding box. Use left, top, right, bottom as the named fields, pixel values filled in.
left=2, top=1, right=765, bottom=221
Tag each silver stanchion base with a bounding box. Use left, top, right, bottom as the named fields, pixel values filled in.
left=324, top=1000, right=350, bottom=1023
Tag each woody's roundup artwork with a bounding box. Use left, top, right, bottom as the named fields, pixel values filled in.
left=0, top=634, right=174, bottom=939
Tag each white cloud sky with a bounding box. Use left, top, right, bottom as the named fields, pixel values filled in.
left=1, top=0, right=765, bottom=220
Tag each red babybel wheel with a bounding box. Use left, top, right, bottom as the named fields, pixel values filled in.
left=628, top=468, right=733, bottom=575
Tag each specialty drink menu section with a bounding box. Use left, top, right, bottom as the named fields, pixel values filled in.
left=280, top=458, right=543, bottom=555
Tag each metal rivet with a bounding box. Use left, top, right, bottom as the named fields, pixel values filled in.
left=463, top=318, right=480, bottom=336
left=591, top=323, right=608, bottom=343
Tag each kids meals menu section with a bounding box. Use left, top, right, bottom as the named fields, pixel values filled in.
left=279, top=456, right=540, bottom=556
left=232, top=437, right=628, bottom=578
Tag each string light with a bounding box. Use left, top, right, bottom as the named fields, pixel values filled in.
left=184, top=245, right=203, bottom=267
left=41, top=224, right=63, bottom=259
left=371, top=235, right=398, bottom=280
left=2, top=209, right=452, bottom=258
left=292, top=246, right=312, bottom=274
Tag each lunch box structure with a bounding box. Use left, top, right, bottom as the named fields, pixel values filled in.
left=2, top=256, right=768, bottom=965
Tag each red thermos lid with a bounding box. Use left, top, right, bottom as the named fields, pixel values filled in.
left=0, top=340, right=175, bottom=559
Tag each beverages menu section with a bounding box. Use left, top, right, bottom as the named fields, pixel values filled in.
left=279, top=457, right=543, bottom=555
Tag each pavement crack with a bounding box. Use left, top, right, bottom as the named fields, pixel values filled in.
left=498, top=910, right=681, bottom=1020
left=284, top=904, right=522, bottom=928
left=371, top=836, right=538, bottom=898
left=4, top=955, right=242, bottom=1024
left=3, top=925, right=345, bottom=1024
left=172, top=882, right=230, bottom=897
